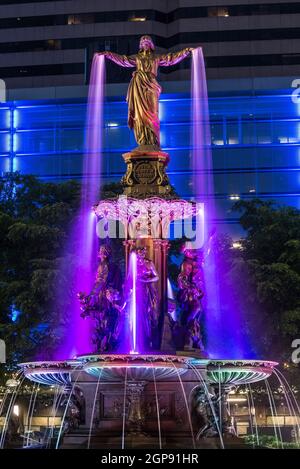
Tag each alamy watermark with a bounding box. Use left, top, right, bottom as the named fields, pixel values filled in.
left=291, top=339, right=300, bottom=364
left=0, top=339, right=6, bottom=363
left=0, top=79, right=6, bottom=103
left=95, top=198, right=205, bottom=249
left=291, top=78, right=300, bottom=104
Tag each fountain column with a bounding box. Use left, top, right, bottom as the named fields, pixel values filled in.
left=126, top=382, right=145, bottom=433
left=123, top=237, right=172, bottom=351
left=153, top=239, right=174, bottom=351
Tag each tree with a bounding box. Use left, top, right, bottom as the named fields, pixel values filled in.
left=0, top=173, right=80, bottom=366
left=232, top=199, right=300, bottom=360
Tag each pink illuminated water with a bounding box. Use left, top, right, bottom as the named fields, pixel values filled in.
left=119, top=251, right=153, bottom=355
left=55, top=55, right=105, bottom=358
left=191, top=49, right=247, bottom=358
left=129, top=252, right=138, bottom=354
left=191, top=48, right=213, bottom=209
left=117, top=251, right=140, bottom=355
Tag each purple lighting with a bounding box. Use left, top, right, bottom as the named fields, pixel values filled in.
left=191, top=48, right=249, bottom=358
left=191, top=48, right=218, bottom=356
left=129, top=251, right=138, bottom=354
left=55, top=55, right=105, bottom=359
left=122, top=249, right=155, bottom=355
left=117, top=251, right=140, bottom=355
left=191, top=48, right=213, bottom=209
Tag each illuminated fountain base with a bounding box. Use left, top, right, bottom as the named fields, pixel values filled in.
left=20, top=355, right=277, bottom=387
left=80, top=354, right=190, bottom=381
left=18, top=355, right=279, bottom=449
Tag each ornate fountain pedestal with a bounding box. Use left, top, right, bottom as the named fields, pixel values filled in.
left=126, top=382, right=145, bottom=433
left=122, top=150, right=172, bottom=198
left=94, top=196, right=201, bottom=352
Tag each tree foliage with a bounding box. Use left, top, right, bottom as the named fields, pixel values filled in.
left=231, top=199, right=300, bottom=359
left=0, top=173, right=80, bottom=365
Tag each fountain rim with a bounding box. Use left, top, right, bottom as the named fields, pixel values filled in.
left=203, top=359, right=279, bottom=386
left=202, top=359, right=278, bottom=368
left=18, top=356, right=279, bottom=370
left=80, top=354, right=193, bottom=381
left=78, top=353, right=201, bottom=364
left=18, top=359, right=82, bottom=370
left=80, top=353, right=196, bottom=376
left=18, top=356, right=279, bottom=386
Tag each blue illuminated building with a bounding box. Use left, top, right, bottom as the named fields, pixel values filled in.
left=0, top=90, right=299, bottom=235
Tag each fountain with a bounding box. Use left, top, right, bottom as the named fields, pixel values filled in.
left=1, top=35, right=294, bottom=449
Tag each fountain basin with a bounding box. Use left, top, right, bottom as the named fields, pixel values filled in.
left=80, top=354, right=190, bottom=381
left=93, top=197, right=201, bottom=239
left=19, top=357, right=278, bottom=387
left=202, top=359, right=278, bottom=386
left=19, top=360, right=82, bottom=387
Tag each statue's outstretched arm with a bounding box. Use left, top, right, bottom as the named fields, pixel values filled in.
left=158, top=47, right=194, bottom=67
left=98, top=51, right=136, bottom=67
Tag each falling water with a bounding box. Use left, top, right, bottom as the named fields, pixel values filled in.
left=246, top=388, right=255, bottom=448
left=191, top=48, right=213, bottom=210
left=167, top=279, right=174, bottom=300
left=191, top=48, right=220, bottom=356
left=264, top=379, right=283, bottom=448
left=56, top=55, right=105, bottom=358
left=217, top=368, right=223, bottom=435
left=151, top=361, right=162, bottom=449
left=117, top=252, right=138, bottom=354
left=24, top=384, right=40, bottom=447
left=247, top=384, right=259, bottom=446
left=0, top=389, right=9, bottom=421
left=0, top=375, right=25, bottom=448
left=87, top=369, right=103, bottom=449
left=46, top=385, right=61, bottom=447
left=55, top=367, right=82, bottom=449
left=43, top=385, right=68, bottom=448
left=23, top=383, right=37, bottom=447
left=191, top=48, right=247, bottom=358
left=273, top=370, right=300, bottom=445
left=274, top=369, right=300, bottom=417
left=129, top=252, right=138, bottom=354
left=121, top=367, right=128, bottom=449
left=121, top=251, right=148, bottom=355
left=171, top=362, right=196, bottom=449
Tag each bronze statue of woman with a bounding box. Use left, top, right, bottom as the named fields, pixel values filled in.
left=98, top=35, right=193, bottom=149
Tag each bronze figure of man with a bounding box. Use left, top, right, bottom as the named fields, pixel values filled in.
left=98, top=35, right=193, bottom=149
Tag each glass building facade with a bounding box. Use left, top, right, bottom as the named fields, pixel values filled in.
left=0, top=90, right=299, bottom=234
